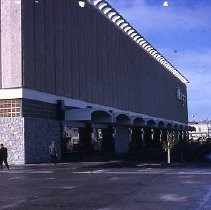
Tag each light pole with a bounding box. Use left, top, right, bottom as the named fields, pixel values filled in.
left=78, top=0, right=86, bottom=8
left=191, top=114, right=196, bottom=122
left=163, top=1, right=169, bottom=7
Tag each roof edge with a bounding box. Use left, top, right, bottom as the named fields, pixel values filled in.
left=87, top=0, right=189, bottom=84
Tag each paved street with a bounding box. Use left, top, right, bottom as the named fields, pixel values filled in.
left=1, top=161, right=211, bottom=210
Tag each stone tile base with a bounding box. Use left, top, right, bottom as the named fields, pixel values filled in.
left=0, top=117, right=61, bottom=164
left=0, top=118, right=25, bottom=164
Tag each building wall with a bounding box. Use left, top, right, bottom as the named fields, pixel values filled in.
left=0, top=118, right=25, bottom=165
left=0, top=0, right=22, bottom=88
left=0, top=99, right=60, bottom=164
left=0, top=98, right=58, bottom=119
left=189, top=122, right=211, bottom=140
left=0, top=117, right=61, bottom=164
left=194, top=123, right=210, bottom=133
left=0, top=0, right=1, bottom=88
left=24, top=118, right=61, bottom=164
left=21, top=0, right=187, bottom=122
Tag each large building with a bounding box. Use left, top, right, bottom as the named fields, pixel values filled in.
left=0, top=0, right=189, bottom=164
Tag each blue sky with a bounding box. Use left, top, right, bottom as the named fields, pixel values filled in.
left=106, top=0, right=211, bottom=121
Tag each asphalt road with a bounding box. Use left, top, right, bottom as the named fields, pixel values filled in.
left=1, top=161, right=211, bottom=210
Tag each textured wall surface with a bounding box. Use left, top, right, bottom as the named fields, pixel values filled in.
left=0, top=117, right=61, bottom=165
left=0, top=118, right=25, bottom=165
left=22, top=0, right=188, bottom=123
left=0, top=0, right=22, bottom=88
left=24, top=118, right=61, bottom=164
left=0, top=0, right=1, bottom=88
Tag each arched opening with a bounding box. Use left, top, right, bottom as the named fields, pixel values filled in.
left=115, top=114, right=131, bottom=125
left=173, top=124, right=179, bottom=130
left=179, top=125, right=183, bottom=130
left=147, top=120, right=156, bottom=127
left=133, top=117, right=145, bottom=127
left=158, top=121, right=165, bottom=128
left=130, top=117, right=145, bottom=152
left=91, top=110, right=112, bottom=124
left=63, top=108, right=113, bottom=160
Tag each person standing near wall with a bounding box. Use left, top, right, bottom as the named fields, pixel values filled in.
left=49, top=142, right=57, bottom=165
left=0, top=144, right=9, bottom=170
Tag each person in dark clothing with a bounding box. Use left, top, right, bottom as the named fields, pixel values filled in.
left=0, top=144, right=9, bottom=170
left=49, top=142, right=57, bottom=164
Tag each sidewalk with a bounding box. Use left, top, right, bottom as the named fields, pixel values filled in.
left=2, top=160, right=211, bottom=172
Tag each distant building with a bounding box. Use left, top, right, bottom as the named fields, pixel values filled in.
left=0, top=0, right=189, bottom=164
left=189, top=121, right=211, bottom=140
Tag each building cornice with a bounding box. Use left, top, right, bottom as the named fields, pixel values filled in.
left=87, top=0, right=189, bottom=84
left=0, top=88, right=188, bottom=127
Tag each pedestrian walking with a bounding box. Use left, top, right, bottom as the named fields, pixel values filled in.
left=0, top=144, right=9, bottom=170
left=49, top=142, right=57, bottom=165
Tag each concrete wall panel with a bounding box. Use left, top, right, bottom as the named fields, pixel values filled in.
left=22, top=0, right=35, bottom=88
left=34, top=0, right=45, bottom=91
left=0, top=0, right=1, bottom=88
left=45, top=0, right=55, bottom=93
left=54, top=0, right=64, bottom=95
left=1, top=0, right=22, bottom=88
